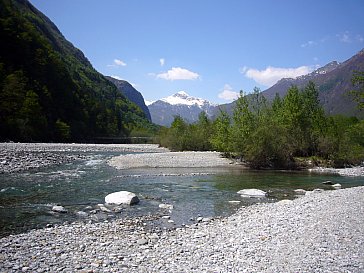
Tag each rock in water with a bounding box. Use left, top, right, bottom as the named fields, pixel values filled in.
left=159, top=204, right=174, bottom=210
left=237, top=189, right=267, bottom=198
left=294, top=189, right=307, bottom=195
left=332, top=183, right=342, bottom=189
left=52, top=205, right=67, bottom=213
left=105, top=191, right=139, bottom=205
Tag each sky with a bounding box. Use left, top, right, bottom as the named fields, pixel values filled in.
left=29, top=0, right=364, bottom=104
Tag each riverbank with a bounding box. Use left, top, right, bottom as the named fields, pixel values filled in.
left=310, top=166, right=364, bottom=177
left=0, top=186, right=362, bottom=272
left=0, top=143, right=168, bottom=173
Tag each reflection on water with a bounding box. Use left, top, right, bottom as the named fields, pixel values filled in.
left=1, top=152, right=363, bottom=237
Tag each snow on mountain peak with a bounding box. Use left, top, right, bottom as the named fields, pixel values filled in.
left=160, top=91, right=213, bottom=107
left=175, top=91, right=189, bottom=97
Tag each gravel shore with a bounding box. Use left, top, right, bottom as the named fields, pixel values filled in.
left=1, top=186, right=363, bottom=272
left=310, top=166, right=364, bottom=177
left=0, top=143, right=167, bottom=173
left=108, top=151, right=234, bottom=169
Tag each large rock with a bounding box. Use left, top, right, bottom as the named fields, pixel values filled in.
left=159, top=204, right=174, bottom=210
left=105, top=191, right=139, bottom=205
left=52, top=205, right=67, bottom=213
left=294, top=189, right=307, bottom=195
left=237, top=189, right=267, bottom=198
left=332, top=183, right=342, bottom=190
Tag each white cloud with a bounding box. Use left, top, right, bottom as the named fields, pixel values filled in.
left=242, top=66, right=313, bottom=87
left=239, top=66, right=248, bottom=74
left=160, top=58, right=165, bottom=66
left=114, top=59, right=127, bottom=66
left=157, top=67, right=200, bottom=81
left=110, top=75, right=123, bottom=80
left=337, top=31, right=351, bottom=43
left=145, top=100, right=155, bottom=106
left=356, top=34, right=364, bottom=43
left=301, top=40, right=317, bottom=48
left=218, top=84, right=239, bottom=101
left=110, top=75, right=138, bottom=88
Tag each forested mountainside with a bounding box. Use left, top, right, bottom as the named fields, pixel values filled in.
left=105, top=76, right=151, bottom=122
left=0, top=0, right=150, bottom=142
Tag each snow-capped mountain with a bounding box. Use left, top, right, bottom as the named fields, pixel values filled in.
left=148, top=91, right=217, bottom=126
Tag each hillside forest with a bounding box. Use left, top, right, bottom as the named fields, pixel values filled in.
left=158, top=81, right=364, bottom=169
left=0, top=0, right=152, bottom=142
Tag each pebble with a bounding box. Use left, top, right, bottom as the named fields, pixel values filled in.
left=0, top=187, right=363, bottom=272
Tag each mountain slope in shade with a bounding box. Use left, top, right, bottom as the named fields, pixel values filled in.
left=148, top=91, right=217, bottom=126
left=105, top=76, right=151, bottom=122
left=263, top=49, right=364, bottom=117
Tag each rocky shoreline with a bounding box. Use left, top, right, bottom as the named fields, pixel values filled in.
left=0, top=186, right=363, bottom=272
left=0, top=143, right=168, bottom=174
left=310, top=166, right=364, bottom=177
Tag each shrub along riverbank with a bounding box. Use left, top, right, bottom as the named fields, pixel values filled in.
left=158, top=82, right=364, bottom=169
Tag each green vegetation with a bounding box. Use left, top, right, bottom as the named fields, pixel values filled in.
left=351, top=71, right=364, bottom=110
left=0, top=0, right=151, bottom=142
left=158, top=82, right=364, bottom=169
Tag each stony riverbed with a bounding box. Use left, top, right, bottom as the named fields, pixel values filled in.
left=0, top=186, right=363, bottom=272
left=1, top=143, right=363, bottom=272
left=0, top=143, right=168, bottom=174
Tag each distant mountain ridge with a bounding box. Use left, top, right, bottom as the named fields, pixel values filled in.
left=262, top=49, right=364, bottom=116
left=149, top=49, right=364, bottom=127
left=216, top=49, right=364, bottom=118
left=105, top=76, right=151, bottom=122
left=148, top=91, right=217, bottom=126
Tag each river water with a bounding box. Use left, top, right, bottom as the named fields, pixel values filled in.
left=1, top=151, right=363, bottom=237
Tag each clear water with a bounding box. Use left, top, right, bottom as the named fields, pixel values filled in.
left=1, top=152, right=363, bottom=237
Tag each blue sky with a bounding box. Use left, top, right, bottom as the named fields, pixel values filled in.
left=30, top=0, right=364, bottom=104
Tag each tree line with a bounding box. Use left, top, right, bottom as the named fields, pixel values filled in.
left=158, top=82, right=364, bottom=169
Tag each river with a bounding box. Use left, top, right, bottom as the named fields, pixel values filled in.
left=1, top=151, right=363, bottom=237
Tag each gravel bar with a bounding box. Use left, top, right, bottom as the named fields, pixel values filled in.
left=0, top=143, right=168, bottom=173
left=310, top=166, right=364, bottom=177
left=1, top=186, right=363, bottom=272
left=108, top=151, right=234, bottom=169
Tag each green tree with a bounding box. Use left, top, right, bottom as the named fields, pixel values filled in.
left=55, top=119, right=71, bottom=141
left=210, top=109, right=231, bottom=155
left=19, top=90, right=47, bottom=140
left=231, top=91, right=254, bottom=155
left=351, top=71, right=364, bottom=110
left=167, top=116, right=189, bottom=151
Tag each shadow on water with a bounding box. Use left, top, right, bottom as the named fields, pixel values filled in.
left=1, top=152, right=363, bottom=237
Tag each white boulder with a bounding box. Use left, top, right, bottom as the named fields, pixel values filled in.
left=332, top=183, right=342, bottom=190
left=105, top=191, right=139, bottom=205
left=159, top=204, right=174, bottom=210
left=52, top=205, right=67, bottom=213
left=277, top=199, right=293, bottom=205
left=237, top=189, right=267, bottom=198
left=294, top=189, right=307, bottom=195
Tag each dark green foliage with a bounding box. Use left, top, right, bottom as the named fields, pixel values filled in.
left=0, top=0, right=150, bottom=142
left=159, top=81, right=363, bottom=169
left=351, top=71, right=364, bottom=110
left=210, top=109, right=231, bottom=155
left=158, top=114, right=213, bottom=151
